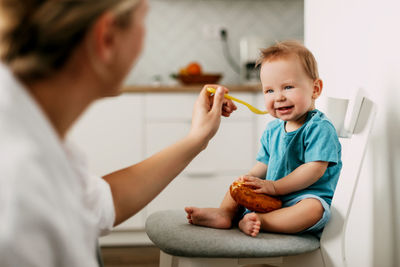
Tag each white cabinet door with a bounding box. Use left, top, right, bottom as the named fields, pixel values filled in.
left=144, top=121, right=190, bottom=157
left=189, top=119, right=256, bottom=174
left=68, top=94, right=146, bottom=230
left=144, top=93, right=196, bottom=121
left=68, top=94, right=144, bottom=175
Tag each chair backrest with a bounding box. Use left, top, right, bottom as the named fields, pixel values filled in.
left=320, top=95, right=377, bottom=267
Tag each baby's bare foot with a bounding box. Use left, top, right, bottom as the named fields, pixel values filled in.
left=184, top=207, right=232, bottom=229
left=238, top=213, right=261, bottom=237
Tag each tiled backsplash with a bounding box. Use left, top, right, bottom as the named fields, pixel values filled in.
left=125, top=0, right=304, bottom=85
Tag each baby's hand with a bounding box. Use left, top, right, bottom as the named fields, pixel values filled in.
left=235, top=176, right=245, bottom=183
left=242, top=175, right=277, bottom=196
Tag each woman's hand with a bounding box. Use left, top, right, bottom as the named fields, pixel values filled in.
left=240, top=175, right=278, bottom=196
left=188, top=85, right=237, bottom=149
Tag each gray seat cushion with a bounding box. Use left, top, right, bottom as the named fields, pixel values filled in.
left=145, top=210, right=320, bottom=258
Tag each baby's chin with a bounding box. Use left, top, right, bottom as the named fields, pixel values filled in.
left=269, top=113, right=281, bottom=120
left=269, top=112, right=289, bottom=120
left=274, top=114, right=296, bottom=122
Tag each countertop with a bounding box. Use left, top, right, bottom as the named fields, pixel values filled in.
left=122, top=84, right=262, bottom=93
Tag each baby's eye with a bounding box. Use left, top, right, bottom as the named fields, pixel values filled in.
left=264, top=89, right=274, bottom=94
left=284, top=85, right=294, bottom=90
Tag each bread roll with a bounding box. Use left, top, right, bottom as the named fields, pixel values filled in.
left=230, top=181, right=282, bottom=213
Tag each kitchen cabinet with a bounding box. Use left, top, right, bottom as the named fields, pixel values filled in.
left=68, top=87, right=268, bottom=245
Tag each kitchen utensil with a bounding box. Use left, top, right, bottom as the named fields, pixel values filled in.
left=177, top=74, right=222, bottom=85
left=207, top=87, right=268, bottom=115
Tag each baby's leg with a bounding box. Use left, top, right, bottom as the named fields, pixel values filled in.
left=185, top=190, right=239, bottom=229
left=257, top=198, right=324, bottom=234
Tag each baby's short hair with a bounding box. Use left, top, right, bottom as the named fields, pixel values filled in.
left=257, top=40, right=319, bottom=80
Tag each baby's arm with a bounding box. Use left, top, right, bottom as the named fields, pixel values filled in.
left=236, top=162, right=268, bottom=185
left=244, top=161, right=328, bottom=196
left=246, top=161, right=268, bottom=178
left=237, top=162, right=278, bottom=196
left=274, top=161, right=328, bottom=195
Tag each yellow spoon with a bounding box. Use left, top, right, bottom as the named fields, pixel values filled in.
left=207, top=87, right=268, bottom=115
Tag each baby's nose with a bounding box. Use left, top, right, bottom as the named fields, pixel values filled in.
left=275, top=91, right=286, bottom=101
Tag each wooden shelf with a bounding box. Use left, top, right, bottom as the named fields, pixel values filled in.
left=122, top=84, right=262, bottom=93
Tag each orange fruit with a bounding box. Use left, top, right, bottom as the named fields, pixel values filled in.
left=186, top=62, right=202, bottom=75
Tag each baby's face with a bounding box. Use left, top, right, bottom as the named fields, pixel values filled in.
left=260, top=55, right=319, bottom=128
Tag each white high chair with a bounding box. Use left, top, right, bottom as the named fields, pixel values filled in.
left=145, top=93, right=376, bottom=267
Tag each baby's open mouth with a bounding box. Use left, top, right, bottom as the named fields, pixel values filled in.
left=276, top=106, right=294, bottom=111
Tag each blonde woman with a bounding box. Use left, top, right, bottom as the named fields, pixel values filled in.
left=0, top=0, right=236, bottom=266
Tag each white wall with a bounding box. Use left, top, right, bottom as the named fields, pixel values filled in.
left=305, top=0, right=400, bottom=266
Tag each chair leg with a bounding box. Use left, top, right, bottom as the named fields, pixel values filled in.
left=281, top=249, right=325, bottom=267
left=160, top=250, right=178, bottom=267
left=238, top=257, right=283, bottom=266
left=160, top=252, right=240, bottom=267
left=177, top=257, right=239, bottom=267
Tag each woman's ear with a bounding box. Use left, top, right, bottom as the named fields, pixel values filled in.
left=90, top=11, right=118, bottom=64
left=84, top=11, right=121, bottom=81
left=312, top=79, right=323, bottom=99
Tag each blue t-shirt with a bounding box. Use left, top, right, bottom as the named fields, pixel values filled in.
left=256, top=109, right=342, bottom=205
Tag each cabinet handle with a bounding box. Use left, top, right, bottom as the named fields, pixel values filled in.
left=185, top=172, right=215, bottom=178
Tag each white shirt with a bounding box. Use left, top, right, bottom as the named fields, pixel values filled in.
left=0, top=64, right=115, bottom=267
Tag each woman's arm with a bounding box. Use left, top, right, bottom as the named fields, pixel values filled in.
left=104, top=86, right=236, bottom=226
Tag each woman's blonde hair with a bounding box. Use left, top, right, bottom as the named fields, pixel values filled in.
left=0, top=0, right=140, bottom=82
left=257, top=40, right=319, bottom=80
